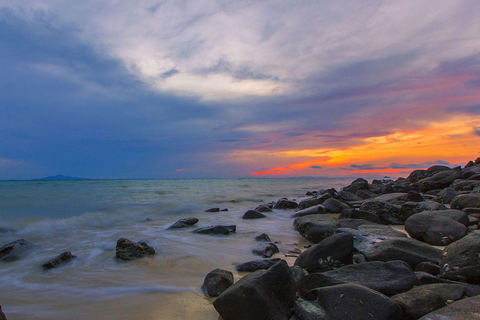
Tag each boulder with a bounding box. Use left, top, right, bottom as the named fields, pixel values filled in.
left=452, top=180, right=480, bottom=191
left=306, top=284, right=402, bottom=320
left=202, top=269, right=234, bottom=297
left=166, top=217, right=199, bottom=229
left=335, top=227, right=403, bottom=253
left=338, top=219, right=378, bottom=229
left=318, top=260, right=418, bottom=295
left=356, top=189, right=378, bottom=199
left=406, top=283, right=465, bottom=302
left=242, top=210, right=266, bottom=219
left=193, top=225, right=236, bottom=235
left=297, top=273, right=346, bottom=298
left=252, top=242, right=279, bottom=258
left=322, top=198, right=351, bottom=213
left=255, top=204, right=273, bottom=212
left=416, top=170, right=463, bottom=193
left=235, top=259, right=281, bottom=272
left=0, top=239, right=35, bottom=262
left=397, top=201, right=447, bottom=222
left=405, top=210, right=468, bottom=245
left=392, top=288, right=446, bottom=320
left=438, top=187, right=460, bottom=204
left=407, top=170, right=428, bottom=183
left=404, top=191, right=424, bottom=202
left=255, top=233, right=271, bottom=242
left=451, top=194, right=480, bottom=210
left=357, top=224, right=408, bottom=238
left=339, top=208, right=381, bottom=223
left=214, top=260, right=296, bottom=320
left=297, top=197, right=323, bottom=210
left=440, top=233, right=480, bottom=283
left=415, top=272, right=480, bottom=297
left=293, top=215, right=340, bottom=243
left=336, top=190, right=362, bottom=202
left=115, top=238, right=155, bottom=260
left=294, top=233, right=354, bottom=273
left=293, top=299, right=330, bottom=320
left=414, top=262, right=440, bottom=275
left=274, top=199, right=298, bottom=210
left=359, top=200, right=402, bottom=224
left=292, top=205, right=326, bottom=218
left=42, top=251, right=76, bottom=270
left=418, top=295, right=480, bottom=319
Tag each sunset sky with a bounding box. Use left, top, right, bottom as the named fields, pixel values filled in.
left=0, top=1, right=479, bottom=179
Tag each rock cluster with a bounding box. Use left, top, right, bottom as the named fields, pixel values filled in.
left=206, top=158, right=480, bottom=320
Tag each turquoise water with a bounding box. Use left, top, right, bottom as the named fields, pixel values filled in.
left=0, top=178, right=350, bottom=320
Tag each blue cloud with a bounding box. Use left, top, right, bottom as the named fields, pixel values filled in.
left=310, top=165, right=323, bottom=169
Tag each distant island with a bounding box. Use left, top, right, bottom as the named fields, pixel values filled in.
left=34, top=174, right=90, bottom=181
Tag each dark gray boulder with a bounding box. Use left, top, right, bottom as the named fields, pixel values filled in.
left=440, top=233, right=480, bottom=283
left=356, top=189, right=378, bottom=199
left=339, top=208, right=381, bottom=223
left=415, top=272, right=480, bottom=297
left=294, top=233, right=353, bottom=273
left=416, top=170, right=463, bottom=193
left=296, top=273, right=346, bottom=298
left=42, top=251, right=76, bottom=270
left=293, top=205, right=326, bottom=218
left=214, top=260, right=296, bottom=320
left=235, top=258, right=281, bottom=272
left=202, top=268, right=234, bottom=297
left=405, top=210, right=468, bottom=245
left=306, top=284, right=402, bottom=320
left=293, top=215, right=340, bottom=243
left=392, top=288, right=446, bottom=320
left=167, top=217, right=199, bottom=229
left=418, top=295, right=480, bottom=319
left=438, top=187, right=459, bottom=204
left=407, top=283, right=465, bottom=302
left=359, top=200, right=402, bottom=224
left=335, top=227, right=402, bottom=253
left=322, top=198, right=351, bottom=213
left=297, top=197, right=323, bottom=210
left=193, top=225, right=236, bottom=235
left=414, top=262, right=440, bottom=275
left=357, top=224, right=408, bottom=238
left=115, top=238, right=155, bottom=260
left=252, top=242, right=279, bottom=258
left=242, top=210, right=266, bottom=219
left=336, top=190, right=362, bottom=202
left=0, top=239, right=35, bottom=262
left=452, top=179, right=480, bottom=191
left=397, top=201, right=447, bottom=222
left=255, top=233, right=271, bottom=242
left=205, top=208, right=220, bottom=212
left=451, top=193, right=480, bottom=210
left=255, top=204, right=273, bottom=212
left=293, top=299, right=330, bottom=320
left=338, top=218, right=378, bottom=229
left=274, top=199, right=298, bottom=210
left=318, top=260, right=418, bottom=295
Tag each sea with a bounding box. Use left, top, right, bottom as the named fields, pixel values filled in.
left=0, top=178, right=351, bottom=320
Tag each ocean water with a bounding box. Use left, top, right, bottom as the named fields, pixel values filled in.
left=0, top=178, right=350, bottom=320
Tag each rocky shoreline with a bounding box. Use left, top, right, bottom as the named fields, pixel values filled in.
left=1, top=158, right=480, bottom=319
left=202, top=158, right=480, bottom=320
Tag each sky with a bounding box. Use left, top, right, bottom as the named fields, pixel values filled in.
left=0, top=0, right=479, bottom=179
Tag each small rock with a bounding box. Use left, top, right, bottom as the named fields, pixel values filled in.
left=292, top=205, right=326, bottom=218
left=359, top=200, right=402, bottom=224
left=274, top=198, right=298, bottom=209
left=255, top=233, right=271, bottom=242
left=242, top=210, right=266, bottom=219
left=166, top=217, right=199, bottom=229
left=252, top=242, right=279, bottom=258
left=205, top=208, right=220, bottom=212
left=255, top=204, right=273, bottom=212
left=338, top=208, right=380, bottom=223
left=438, top=187, right=459, bottom=204
left=293, top=215, right=340, bottom=243
left=115, top=238, right=155, bottom=261
left=293, top=299, right=330, bottom=320
left=0, top=239, right=35, bottom=262
left=235, top=258, right=281, bottom=272
left=321, top=198, right=351, bottom=213
left=297, top=198, right=323, bottom=210
left=42, top=251, right=76, bottom=270
left=193, top=225, right=236, bottom=235
left=202, top=269, right=234, bottom=297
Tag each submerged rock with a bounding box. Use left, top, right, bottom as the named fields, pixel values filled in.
left=214, top=260, right=296, bottom=320
left=242, top=210, right=266, bottom=219
left=193, top=225, right=236, bottom=235
left=166, top=217, right=199, bottom=229
left=115, top=238, right=155, bottom=260
left=0, top=239, right=35, bottom=262
left=255, top=233, right=271, bottom=242
left=252, top=242, right=279, bottom=258
left=42, top=251, right=76, bottom=270
left=205, top=208, right=220, bottom=212
left=235, top=258, right=281, bottom=272
left=274, top=198, right=298, bottom=210
left=293, top=205, right=326, bottom=218
left=202, top=268, right=234, bottom=297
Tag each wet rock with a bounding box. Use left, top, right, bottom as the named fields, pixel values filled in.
left=338, top=218, right=378, bottom=229
left=416, top=170, right=463, bottom=193
left=339, top=208, right=381, bottom=223
left=397, top=201, right=447, bottom=222
left=415, top=272, right=480, bottom=297
left=319, top=260, right=418, bottom=295
left=0, top=239, right=35, bottom=262
left=306, top=284, right=402, bottom=320
left=451, top=193, right=480, bottom=210
left=297, top=273, right=346, bottom=297
left=414, top=262, right=440, bottom=275
left=293, top=215, right=340, bottom=243
left=255, top=233, right=271, bottom=242
left=356, top=189, right=378, bottom=199
left=274, top=198, right=298, bottom=210
left=290, top=265, right=306, bottom=283
left=357, top=224, right=408, bottom=238
left=293, top=299, right=330, bottom=320
left=115, top=238, right=155, bottom=260
left=166, top=217, right=199, bottom=229
left=440, top=233, right=480, bottom=283
left=335, top=227, right=401, bottom=253
left=407, top=283, right=465, bottom=302
left=294, top=233, right=354, bottom=273
left=205, top=208, right=220, bottom=212
left=214, top=260, right=296, bottom=320
left=193, top=225, right=236, bottom=235
left=392, top=288, right=446, bottom=320
left=252, top=242, right=279, bottom=258
left=438, top=187, right=460, bottom=204
left=417, top=295, right=480, bottom=319
left=404, top=190, right=424, bottom=202
left=256, top=204, right=273, bottom=212
left=336, top=190, right=362, bottom=202
left=405, top=210, right=468, bottom=245
left=322, top=198, right=351, bottom=213
left=242, top=210, right=266, bottom=219
left=292, top=205, right=326, bottom=218
left=42, top=251, right=76, bottom=270
left=297, top=198, right=323, bottom=210
left=359, top=200, right=402, bottom=224
left=202, top=269, right=234, bottom=297
left=235, top=258, right=281, bottom=272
